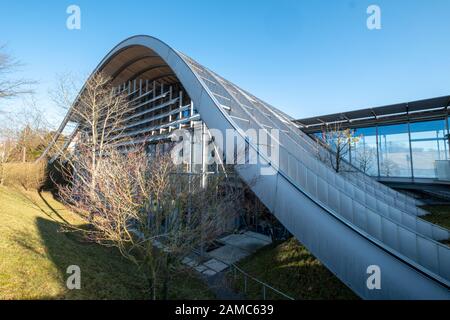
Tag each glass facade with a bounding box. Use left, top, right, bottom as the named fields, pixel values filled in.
left=378, top=124, right=411, bottom=178
left=317, top=117, right=450, bottom=179
left=410, top=120, right=449, bottom=178
left=351, top=127, right=378, bottom=176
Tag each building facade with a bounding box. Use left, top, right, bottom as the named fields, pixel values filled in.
left=44, top=36, right=450, bottom=299
left=296, top=97, right=450, bottom=184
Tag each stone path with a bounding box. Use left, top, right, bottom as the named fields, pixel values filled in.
left=182, top=231, right=272, bottom=277
left=182, top=231, right=272, bottom=299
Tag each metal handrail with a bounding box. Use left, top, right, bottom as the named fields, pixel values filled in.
left=228, top=263, right=295, bottom=300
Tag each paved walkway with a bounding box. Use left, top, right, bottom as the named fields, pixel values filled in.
left=182, top=231, right=272, bottom=299
left=182, top=231, right=272, bottom=277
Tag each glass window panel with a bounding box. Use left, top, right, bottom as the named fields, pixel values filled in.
left=378, top=124, right=412, bottom=178
left=410, top=119, right=449, bottom=178
left=410, top=120, right=446, bottom=139
left=315, top=128, right=352, bottom=163
left=352, top=127, right=378, bottom=176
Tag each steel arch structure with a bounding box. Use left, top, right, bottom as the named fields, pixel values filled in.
left=45, top=35, right=450, bottom=299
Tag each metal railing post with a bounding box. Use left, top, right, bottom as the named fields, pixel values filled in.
left=244, top=275, right=247, bottom=293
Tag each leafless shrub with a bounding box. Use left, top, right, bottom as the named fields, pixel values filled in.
left=53, top=71, right=244, bottom=299
left=58, top=145, right=241, bottom=299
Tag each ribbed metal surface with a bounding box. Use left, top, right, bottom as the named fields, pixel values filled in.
left=45, top=36, right=450, bottom=299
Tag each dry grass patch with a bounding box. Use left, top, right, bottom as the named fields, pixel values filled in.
left=0, top=161, right=47, bottom=190
left=0, top=186, right=214, bottom=299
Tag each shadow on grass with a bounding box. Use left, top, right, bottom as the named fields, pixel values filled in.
left=27, top=217, right=213, bottom=299
left=9, top=187, right=70, bottom=226
left=2, top=187, right=213, bottom=299
left=26, top=217, right=149, bottom=299
left=37, top=190, right=70, bottom=225
left=228, top=239, right=359, bottom=300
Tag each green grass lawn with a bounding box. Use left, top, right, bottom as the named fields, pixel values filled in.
left=421, top=205, right=450, bottom=245
left=422, top=205, right=450, bottom=230
left=229, top=238, right=358, bottom=300
left=0, top=186, right=213, bottom=300
left=230, top=205, right=450, bottom=300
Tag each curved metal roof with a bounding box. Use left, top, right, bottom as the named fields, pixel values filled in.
left=43, top=35, right=450, bottom=299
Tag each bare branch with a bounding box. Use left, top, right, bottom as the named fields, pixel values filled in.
left=315, top=122, right=360, bottom=173
left=0, top=45, right=34, bottom=99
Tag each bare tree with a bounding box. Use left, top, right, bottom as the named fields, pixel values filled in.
left=0, top=126, right=17, bottom=185
left=354, top=147, right=376, bottom=174
left=0, top=105, right=54, bottom=188
left=52, top=71, right=243, bottom=298
left=57, top=145, right=241, bottom=299
left=0, top=95, right=57, bottom=163
left=49, top=72, right=82, bottom=116
left=52, top=72, right=131, bottom=198
left=380, top=158, right=398, bottom=177
left=0, top=45, right=33, bottom=100
left=316, top=122, right=360, bottom=173
left=0, top=45, right=38, bottom=168
left=14, top=96, right=51, bottom=162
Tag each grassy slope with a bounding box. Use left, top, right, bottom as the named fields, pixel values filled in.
left=422, top=205, right=450, bottom=230
left=421, top=205, right=450, bottom=245
left=233, top=205, right=450, bottom=300
left=232, top=238, right=358, bottom=300
left=0, top=186, right=213, bottom=300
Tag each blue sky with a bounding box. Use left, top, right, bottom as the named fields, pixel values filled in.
left=1, top=0, right=450, bottom=124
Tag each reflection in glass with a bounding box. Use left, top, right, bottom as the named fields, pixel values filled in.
left=311, top=116, right=450, bottom=180
left=410, top=120, right=449, bottom=178
left=378, top=124, right=411, bottom=178
left=351, top=127, right=378, bottom=176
